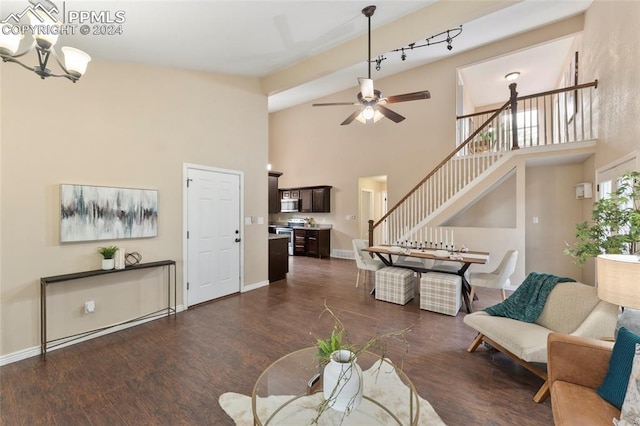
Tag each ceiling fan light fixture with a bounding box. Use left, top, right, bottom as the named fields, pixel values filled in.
left=362, top=105, right=375, bottom=120
left=355, top=108, right=383, bottom=124
left=505, top=72, right=520, bottom=81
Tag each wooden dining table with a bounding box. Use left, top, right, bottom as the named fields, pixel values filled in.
left=364, top=245, right=490, bottom=313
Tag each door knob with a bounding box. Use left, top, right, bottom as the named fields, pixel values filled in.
left=235, top=238, right=241, bottom=243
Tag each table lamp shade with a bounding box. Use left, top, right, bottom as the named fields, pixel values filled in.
left=596, top=254, right=640, bottom=309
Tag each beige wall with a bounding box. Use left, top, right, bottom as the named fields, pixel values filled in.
left=448, top=172, right=517, bottom=228
left=1, top=61, right=268, bottom=357
left=582, top=0, right=640, bottom=170
left=525, top=164, right=584, bottom=280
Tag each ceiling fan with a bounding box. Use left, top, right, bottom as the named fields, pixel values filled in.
left=312, top=5, right=431, bottom=125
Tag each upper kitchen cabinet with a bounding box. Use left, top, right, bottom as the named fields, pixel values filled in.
left=268, top=171, right=282, bottom=214
left=297, top=186, right=331, bottom=213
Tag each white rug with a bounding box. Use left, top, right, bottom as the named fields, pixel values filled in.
left=219, top=361, right=446, bottom=425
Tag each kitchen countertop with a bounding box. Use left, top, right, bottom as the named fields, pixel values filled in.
left=268, top=234, right=290, bottom=240
left=289, top=225, right=332, bottom=230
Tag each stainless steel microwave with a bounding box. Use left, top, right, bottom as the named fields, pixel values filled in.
left=281, top=198, right=300, bottom=212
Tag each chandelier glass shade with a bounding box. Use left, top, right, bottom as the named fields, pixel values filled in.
left=0, top=10, right=91, bottom=82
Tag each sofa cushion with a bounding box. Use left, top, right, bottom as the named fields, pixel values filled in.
left=618, top=343, right=640, bottom=425
left=535, top=282, right=600, bottom=333
left=551, top=380, right=620, bottom=426
left=463, top=312, right=551, bottom=362
left=598, top=327, right=640, bottom=409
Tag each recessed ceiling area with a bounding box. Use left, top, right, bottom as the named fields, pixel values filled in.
left=458, top=36, right=578, bottom=110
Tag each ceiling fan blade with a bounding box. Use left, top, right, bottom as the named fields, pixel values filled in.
left=385, top=90, right=431, bottom=104
left=358, top=78, right=375, bottom=100
left=377, top=105, right=405, bottom=123
left=312, top=102, right=359, bottom=107
left=341, top=110, right=361, bottom=126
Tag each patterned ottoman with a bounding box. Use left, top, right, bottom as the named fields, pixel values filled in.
left=420, top=272, right=462, bottom=316
left=375, top=267, right=415, bottom=305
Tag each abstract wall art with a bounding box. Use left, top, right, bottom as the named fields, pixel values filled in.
left=60, top=184, right=158, bottom=242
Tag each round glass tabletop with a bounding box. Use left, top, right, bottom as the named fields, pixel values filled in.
left=252, top=347, right=419, bottom=425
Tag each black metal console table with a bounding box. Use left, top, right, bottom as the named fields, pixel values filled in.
left=40, top=260, right=177, bottom=360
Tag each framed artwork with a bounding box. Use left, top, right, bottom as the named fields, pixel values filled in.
left=60, top=184, right=158, bottom=242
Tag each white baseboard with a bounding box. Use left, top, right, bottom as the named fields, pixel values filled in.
left=242, top=280, right=269, bottom=292
left=331, top=249, right=355, bottom=259
left=0, top=304, right=185, bottom=366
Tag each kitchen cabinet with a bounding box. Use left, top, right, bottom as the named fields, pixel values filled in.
left=293, top=228, right=330, bottom=258
left=268, top=235, right=288, bottom=282
left=282, top=185, right=331, bottom=213
left=268, top=171, right=282, bottom=214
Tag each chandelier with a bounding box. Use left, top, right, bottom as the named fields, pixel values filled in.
left=0, top=7, right=91, bottom=82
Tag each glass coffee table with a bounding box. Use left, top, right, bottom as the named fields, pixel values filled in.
left=252, top=347, right=419, bottom=425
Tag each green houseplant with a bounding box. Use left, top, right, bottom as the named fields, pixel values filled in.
left=97, top=245, right=119, bottom=270
left=564, top=171, right=640, bottom=265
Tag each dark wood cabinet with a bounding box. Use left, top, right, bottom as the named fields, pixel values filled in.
left=268, top=236, right=288, bottom=282
left=299, top=189, right=313, bottom=212
left=268, top=171, right=282, bottom=214
left=293, top=228, right=330, bottom=258
left=312, top=187, right=331, bottom=212
left=281, top=185, right=331, bottom=213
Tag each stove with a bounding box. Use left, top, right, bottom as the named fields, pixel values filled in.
left=275, top=218, right=306, bottom=255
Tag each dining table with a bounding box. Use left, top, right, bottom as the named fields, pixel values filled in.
left=364, top=245, right=490, bottom=313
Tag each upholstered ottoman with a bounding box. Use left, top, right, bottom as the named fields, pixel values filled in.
left=375, top=267, right=415, bottom=305
left=420, top=272, right=462, bottom=316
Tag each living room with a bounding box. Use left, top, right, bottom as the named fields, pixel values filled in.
left=1, top=0, right=639, bottom=424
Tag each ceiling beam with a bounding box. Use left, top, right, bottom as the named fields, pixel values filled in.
left=260, top=0, right=524, bottom=96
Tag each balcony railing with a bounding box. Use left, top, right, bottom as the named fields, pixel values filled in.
left=369, top=81, right=598, bottom=246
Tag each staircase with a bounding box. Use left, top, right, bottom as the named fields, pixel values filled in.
left=368, top=80, right=599, bottom=247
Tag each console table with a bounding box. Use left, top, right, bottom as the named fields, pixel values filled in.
left=40, top=260, right=177, bottom=359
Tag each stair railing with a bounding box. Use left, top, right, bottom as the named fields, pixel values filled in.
left=368, top=80, right=598, bottom=246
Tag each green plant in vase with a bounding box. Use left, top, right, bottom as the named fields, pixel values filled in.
left=564, top=171, right=640, bottom=265
left=97, top=245, right=119, bottom=270
left=97, top=246, right=119, bottom=259
left=311, top=302, right=410, bottom=422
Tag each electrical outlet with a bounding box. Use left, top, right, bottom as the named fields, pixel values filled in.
left=84, top=301, right=95, bottom=314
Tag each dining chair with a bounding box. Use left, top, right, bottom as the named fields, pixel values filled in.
left=468, top=250, right=518, bottom=301
left=352, top=239, right=385, bottom=288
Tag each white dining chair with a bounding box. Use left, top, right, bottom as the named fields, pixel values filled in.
left=352, top=239, right=385, bottom=288
left=468, top=250, right=518, bottom=301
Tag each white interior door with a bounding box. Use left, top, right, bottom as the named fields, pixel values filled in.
left=187, top=168, right=240, bottom=305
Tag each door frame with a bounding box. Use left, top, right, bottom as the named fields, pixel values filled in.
left=182, top=163, right=244, bottom=310
left=359, top=188, right=374, bottom=240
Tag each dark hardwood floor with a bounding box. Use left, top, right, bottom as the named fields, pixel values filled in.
left=1, top=256, right=553, bottom=425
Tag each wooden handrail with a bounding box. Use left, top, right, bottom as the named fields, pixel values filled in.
left=456, top=81, right=599, bottom=120
left=373, top=99, right=510, bottom=228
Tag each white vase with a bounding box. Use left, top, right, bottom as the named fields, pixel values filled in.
left=101, top=258, right=115, bottom=270
left=322, top=350, right=363, bottom=412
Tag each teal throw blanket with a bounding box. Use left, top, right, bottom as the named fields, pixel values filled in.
left=483, top=272, right=576, bottom=322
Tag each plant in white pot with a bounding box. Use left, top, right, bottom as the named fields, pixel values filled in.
left=97, top=245, right=118, bottom=270
left=564, top=171, right=640, bottom=265
left=312, top=302, right=410, bottom=421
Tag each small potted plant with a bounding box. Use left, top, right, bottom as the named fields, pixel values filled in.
left=97, top=245, right=119, bottom=270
